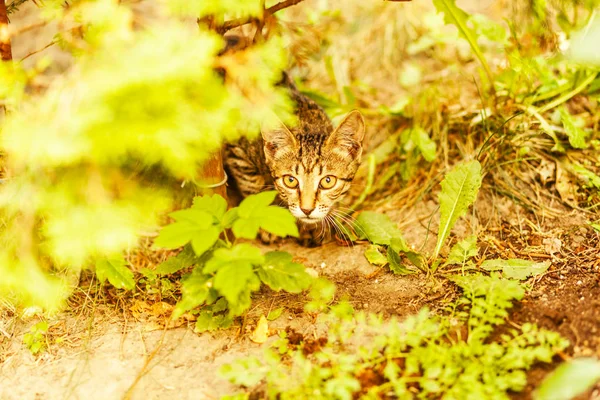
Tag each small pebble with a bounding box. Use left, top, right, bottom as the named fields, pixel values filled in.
left=580, top=296, right=585, bottom=301
left=375, top=279, right=379, bottom=284
left=320, top=262, right=326, bottom=269
left=577, top=280, right=583, bottom=285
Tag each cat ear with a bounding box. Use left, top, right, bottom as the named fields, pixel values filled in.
left=261, top=119, right=296, bottom=160
left=326, top=110, right=365, bottom=157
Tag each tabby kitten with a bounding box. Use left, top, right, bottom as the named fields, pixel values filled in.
left=225, top=73, right=365, bottom=246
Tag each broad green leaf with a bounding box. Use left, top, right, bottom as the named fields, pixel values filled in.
left=172, top=271, right=212, bottom=319
left=95, top=257, right=135, bottom=290
left=192, top=194, right=228, bottom=222
left=214, top=262, right=256, bottom=307
left=432, top=0, right=493, bottom=84
left=365, top=245, right=388, bottom=266
left=535, top=358, right=600, bottom=400
left=390, top=238, right=425, bottom=271
left=387, top=247, right=416, bottom=275
left=222, top=208, right=239, bottom=228
left=257, top=251, right=312, bottom=293
left=155, top=246, right=196, bottom=275
left=154, top=208, right=220, bottom=256
left=203, top=244, right=265, bottom=274
left=434, top=160, right=482, bottom=259
left=195, top=310, right=233, bottom=333
left=237, top=191, right=278, bottom=218
left=355, top=211, right=403, bottom=245
left=560, top=108, right=589, bottom=149
left=571, top=163, right=600, bottom=189
left=233, top=191, right=298, bottom=239
left=444, top=235, right=478, bottom=266
left=267, top=307, right=284, bottom=321
left=411, top=127, right=437, bottom=162
left=481, top=259, right=550, bottom=280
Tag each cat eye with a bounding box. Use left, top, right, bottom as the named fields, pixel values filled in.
left=282, top=175, right=299, bottom=188
left=319, top=176, right=337, bottom=189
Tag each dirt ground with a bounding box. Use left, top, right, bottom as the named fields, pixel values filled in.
left=2, top=1, right=600, bottom=399
left=1, top=192, right=599, bottom=399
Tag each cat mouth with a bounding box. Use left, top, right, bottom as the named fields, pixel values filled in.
left=298, top=217, right=321, bottom=224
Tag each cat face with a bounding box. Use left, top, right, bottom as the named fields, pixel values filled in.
left=262, top=110, right=365, bottom=224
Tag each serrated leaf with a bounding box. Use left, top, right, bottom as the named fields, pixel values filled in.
left=203, top=244, right=265, bottom=274
left=222, top=208, right=239, bottom=228
left=154, top=208, right=220, bottom=256
left=364, top=245, right=388, bottom=266
left=257, top=251, right=312, bottom=293
left=481, top=259, right=550, bottom=280
left=172, top=271, right=212, bottom=319
left=444, top=235, right=478, bottom=266
left=411, top=127, right=437, bottom=162
left=432, top=0, right=493, bottom=84
left=387, top=247, right=416, bottom=275
left=238, top=191, right=278, bottom=218
left=434, top=160, right=482, bottom=259
left=95, top=257, right=135, bottom=290
left=214, top=264, right=253, bottom=302
left=192, top=194, right=228, bottom=221
left=233, top=191, right=298, bottom=239
left=355, top=211, right=403, bottom=245
left=195, top=310, right=233, bottom=333
left=560, top=108, right=589, bottom=149
left=155, top=246, right=196, bottom=275
left=267, top=307, right=284, bottom=321
left=535, top=358, right=600, bottom=400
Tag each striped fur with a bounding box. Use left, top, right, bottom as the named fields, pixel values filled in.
left=225, top=74, right=365, bottom=245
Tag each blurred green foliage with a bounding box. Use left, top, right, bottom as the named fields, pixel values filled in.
left=0, top=0, right=292, bottom=311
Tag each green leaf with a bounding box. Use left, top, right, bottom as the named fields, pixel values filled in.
left=410, top=127, right=437, bottom=162
left=267, top=307, right=284, bottom=321
left=560, top=108, right=589, bottom=149
left=222, top=208, right=239, bottom=228
left=364, top=245, right=388, bottom=266
left=172, top=271, right=212, bottom=319
left=434, top=160, right=482, bottom=259
left=233, top=191, right=298, bottom=239
left=390, top=237, right=425, bottom=271
left=203, top=244, right=265, bottom=274
left=387, top=247, right=416, bottom=275
left=154, top=208, right=220, bottom=254
left=355, top=211, right=403, bottom=245
left=444, top=235, right=478, bottom=266
left=535, top=358, right=600, bottom=400
left=432, top=0, right=493, bottom=84
left=95, top=257, right=135, bottom=290
left=192, top=194, right=228, bottom=221
left=481, top=259, right=550, bottom=280
left=219, top=357, right=267, bottom=387
left=214, top=263, right=256, bottom=308
left=195, top=310, right=233, bottom=332
left=257, top=251, right=312, bottom=293
left=155, top=246, right=196, bottom=275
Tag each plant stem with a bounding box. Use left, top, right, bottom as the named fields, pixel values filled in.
left=350, top=153, right=376, bottom=211
left=220, top=0, right=305, bottom=33
left=537, top=71, right=598, bottom=114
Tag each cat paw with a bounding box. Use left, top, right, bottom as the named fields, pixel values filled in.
left=259, top=229, right=281, bottom=245
left=297, top=221, right=331, bottom=247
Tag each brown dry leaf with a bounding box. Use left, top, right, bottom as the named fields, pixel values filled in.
left=555, top=160, right=578, bottom=207
left=538, top=159, right=556, bottom=185
left=130, top=300, right=151, bottom=320
left=250, top=315, right=269, bottom=344
left=151, top=302, right=173, bottom=317
left=543, top=238, right=562, bottom=255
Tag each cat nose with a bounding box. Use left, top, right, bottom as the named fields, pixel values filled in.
left=300, top=207, right=314, bottom=217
